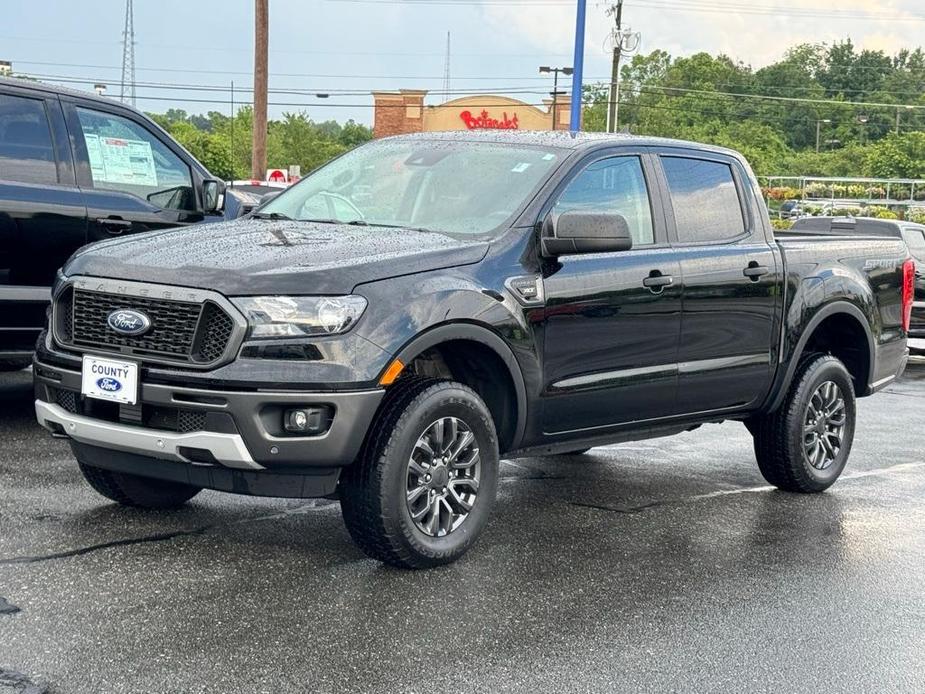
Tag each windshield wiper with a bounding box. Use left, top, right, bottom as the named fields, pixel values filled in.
left=252, top=211, right=294, bottom=221
left=289, top=218, right=435, bottom=233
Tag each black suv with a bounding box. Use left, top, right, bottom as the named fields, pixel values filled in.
left=0, top=77, right=223, bottom=369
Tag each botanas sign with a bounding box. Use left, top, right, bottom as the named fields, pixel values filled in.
left=459, top=110, right=519, bottom=130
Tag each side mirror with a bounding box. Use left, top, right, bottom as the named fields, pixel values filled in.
left=202, top=179, right=224, bottom=214
left=541, top=210, right=634, bottom=257
left=257, top=190, right=283, bottom=208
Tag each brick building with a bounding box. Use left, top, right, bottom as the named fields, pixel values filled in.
left=372, top=90, right=572, bottom=138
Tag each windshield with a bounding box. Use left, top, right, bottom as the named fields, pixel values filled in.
left=258, top=140, right=563, bottom=236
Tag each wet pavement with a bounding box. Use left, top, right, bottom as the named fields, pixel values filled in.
left=1, top=363, right=924, bottom=693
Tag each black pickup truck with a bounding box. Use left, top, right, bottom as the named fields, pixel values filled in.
left=33, top=132, right=913, bottom=568
left=0, top=77, right=226, bottom=369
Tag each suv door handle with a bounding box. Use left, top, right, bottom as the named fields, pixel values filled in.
left=96, top=217, right=133, bottom=235
left=642, top=271, right=673, bottom=293
left=743, top=262, right=770, bottom=280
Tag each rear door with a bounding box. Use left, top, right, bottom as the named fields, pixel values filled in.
left=0, top=86, right=86, bottom=351
left=655, top=150, right=781, bottom=413
left=61, top=99, right=205, bottom=242
left=541, top=149, right=682, bottom=433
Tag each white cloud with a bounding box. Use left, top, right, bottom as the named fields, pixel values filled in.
left=479, top=0, right=925, bottom=71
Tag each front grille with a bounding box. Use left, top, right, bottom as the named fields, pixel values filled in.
left=193, top=303, right=236, bottom=362
left=57, top=287, right=239, bottom=367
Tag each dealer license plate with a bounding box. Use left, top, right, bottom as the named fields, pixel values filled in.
left=81, top=355, right=139, bottom=405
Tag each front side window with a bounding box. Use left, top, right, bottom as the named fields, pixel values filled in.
left=0, top=94, right=57, bottom=185
left=553, top=155, right=655, bottom=246
left=260, top=140, right=563, bottom=237
left=75, top=107, right=194, bottom=210
left=662, top=156, right=746, bottom=243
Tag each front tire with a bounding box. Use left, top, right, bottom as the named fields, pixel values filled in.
left=751, top=354, right=856, bottom=493
left=340, top=378, right=499, bottom=569
left=78, top=462, right=201, bottom=508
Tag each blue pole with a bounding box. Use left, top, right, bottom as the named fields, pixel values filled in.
left=569, top=0, right=587, bottom=131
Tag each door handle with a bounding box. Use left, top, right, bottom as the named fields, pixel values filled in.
left=743, top=262, right=770, bottom=280
left=96, top=217, right=133, bottom=235
left=643, top=271, right=673, bottom=293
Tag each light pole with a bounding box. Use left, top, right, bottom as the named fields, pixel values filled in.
left=540, top=66, right=573, bottom=130
left=816, top=119, right=831, bottom=153
left=896, top=105, right=914, bottom=135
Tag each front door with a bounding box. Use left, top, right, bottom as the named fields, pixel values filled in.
left=63, top=101, right=204, bottom=243
left=541, top=152, right=682, bottom=434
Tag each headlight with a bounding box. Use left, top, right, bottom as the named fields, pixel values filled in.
left=231, top=295, right=367, bottom=338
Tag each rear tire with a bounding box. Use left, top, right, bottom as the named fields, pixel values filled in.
left=0, top=358, right=31, bottom=372
left=77, top=462, right=201, bottom=508
left=751, top=354, right=856, bottom=493
left=340, top=378, right=499, bottom=569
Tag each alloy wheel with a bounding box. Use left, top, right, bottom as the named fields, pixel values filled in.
left=802, top=380, right=847, bottom=471
left=406, top=416, right=481, bottom=537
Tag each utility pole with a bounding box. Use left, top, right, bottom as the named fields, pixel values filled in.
left=442, top=32, right=451, bottom=101
left=606, top=1, right=623, bottom=133
left=252, top=0, right=269, bottom=181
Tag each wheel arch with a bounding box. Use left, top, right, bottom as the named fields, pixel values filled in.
left=767, top=300, right=875, bottom=412
left=389, top=322, right=529, bottom=453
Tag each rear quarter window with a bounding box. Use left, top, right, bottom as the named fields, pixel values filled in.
left=662, top=156, right=745, bottom=243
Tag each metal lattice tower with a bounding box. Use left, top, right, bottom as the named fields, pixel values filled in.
left=442, top=32, right=451, bottom=101
left=120, top=0, right=136, bottom=106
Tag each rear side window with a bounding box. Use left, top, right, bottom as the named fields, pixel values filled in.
left=662, top=156, right=745, bottom=243
left=0, top=93, right=57, bottom=185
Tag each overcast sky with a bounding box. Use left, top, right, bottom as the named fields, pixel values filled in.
left=2, top=0, right=924, bottom=124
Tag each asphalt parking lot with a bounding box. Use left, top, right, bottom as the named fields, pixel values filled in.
left=1, top=363, right=924, bottom=694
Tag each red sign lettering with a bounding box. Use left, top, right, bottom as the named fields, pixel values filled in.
left=459, top=110, right=520, bottom=130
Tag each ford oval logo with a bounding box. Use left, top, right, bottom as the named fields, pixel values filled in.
left=96, top=377, right=122, bottom=393
left=106, top=309, right=152, bottom=336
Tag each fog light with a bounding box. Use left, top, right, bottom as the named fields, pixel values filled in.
left=283, top=406, right=331, bottom=435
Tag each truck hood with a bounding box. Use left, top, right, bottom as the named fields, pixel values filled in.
left=64, top=219, right=490, bottom=295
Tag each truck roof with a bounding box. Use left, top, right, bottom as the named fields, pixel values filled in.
left=0, top=76, right=137, bottom=111
left=380, top=129, right=744, bottom=157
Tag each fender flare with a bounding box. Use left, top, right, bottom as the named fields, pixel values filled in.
left=391, top=322, right=529, bottom=450
left=766, top=300, right=876, bottom=412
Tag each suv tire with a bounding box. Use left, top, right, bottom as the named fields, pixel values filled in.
left=340, top=377, right=499, bottom=569
left=78, top=462, right=201, bottom=508
left=751, top=354, right=856, bottom=493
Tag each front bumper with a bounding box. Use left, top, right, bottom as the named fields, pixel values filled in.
left=34, top=357, right=384, bottom=471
